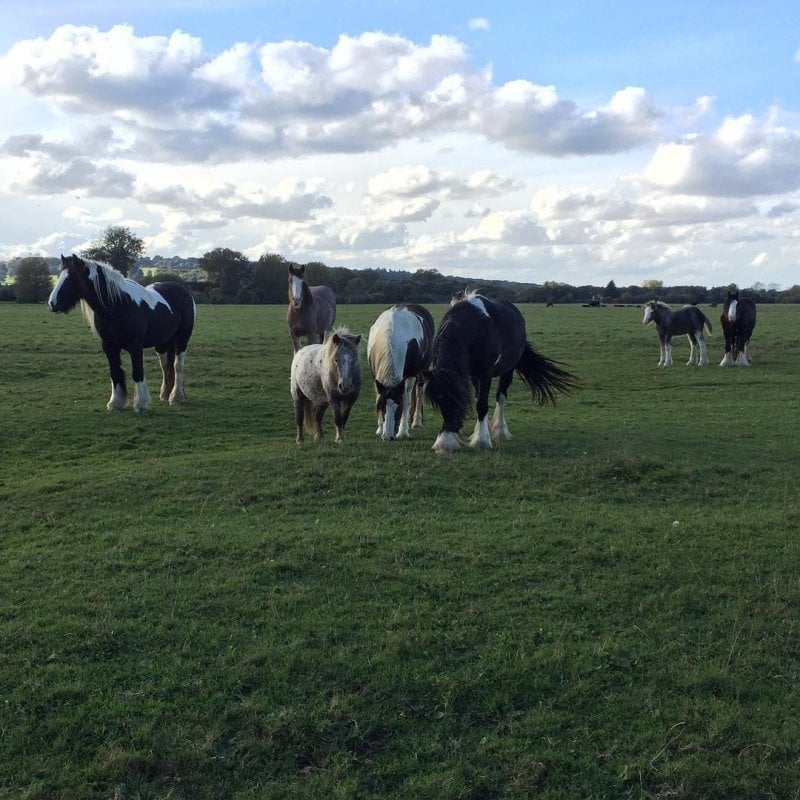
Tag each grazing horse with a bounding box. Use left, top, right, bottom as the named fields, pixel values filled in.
left=286, top=264, right=336, bottom=351
left=367, top=304, right=434, bottom=440
left=290, top=327, right=362, bottom=444
left=720, top=288, right=757, bottom=366
left=642, top=301, right=712, bottom=367
left=424, top=292, right=576, bottom=454
left=48, top=254, right=196, bottom=412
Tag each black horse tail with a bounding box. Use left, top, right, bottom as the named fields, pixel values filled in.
left=516, top=343, right=578, bottom=406
left=702, top=311, right=713, bottom=334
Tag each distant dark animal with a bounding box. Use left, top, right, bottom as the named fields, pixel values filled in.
left=546, top=301, right=554, bottom=307
left=424, top=292, right=576, bottom=454
left=290, top=328, right=362, bottom=444
left=286, top=264, right=336, bottom=351
left=719, top=288, right=757, bottom=366
left=48, top=254, right=196, bottom=412
left=642, top=300, right=712, bottom=367
left=367, top=304, right=434, bottom=440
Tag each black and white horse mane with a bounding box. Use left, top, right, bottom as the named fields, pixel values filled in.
left=68, top=257, right=168, bottom=334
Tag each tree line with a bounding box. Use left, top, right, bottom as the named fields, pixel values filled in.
left=4, top=225, right=800, bottom=305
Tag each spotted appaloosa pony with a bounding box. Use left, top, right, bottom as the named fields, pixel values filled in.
left=720, top=288, right=757, bottom=366
left=290, top=327, right=362, bottom=444
left=642, top=301, right=712, bottom=367
left=367, top=304, right=435, bottom=441
left=48, top=254, right=196, bottom=412
left=424, top=292, right=576, bottom=454
left=286, top=264, right=336, bottom=352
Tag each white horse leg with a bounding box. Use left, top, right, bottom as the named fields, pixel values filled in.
left=411, top=382, right=424, bottom=428
left=657, top=340, right=666, bottom=366
left=107, top=381, right=127, bottom=410
left=663, top=343, right=673, bottom=366
left=169, top=352, right=187, bottom=404
left=133, top=379, right=151, bottom=413
left=432, top=430, right=461, bottom=454
left=396, top=379, right=414, bottom=439
left=698, top=335, right=708, bottom=366
left=381, top=400, right=398, bottom=440
left=686, top=337, right=697, bottom=366
left=719, top=351, right=734, bottom=366
left=375, top=408, right=384, bottom=436
left=736, top=350, right=751, bottom=366
left=490, top=395, right=511, bottom=441
left=468, top=415, right=492, bottom=449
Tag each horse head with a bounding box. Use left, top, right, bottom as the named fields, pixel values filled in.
left=725, top=287, right=740, bottom=322
left=287, top=264, right=306, bottom=307
left=48, top=254, right=90, bottom=313
left=642, top=300, right=658, bottom=325
left=329, top=330, right=362, bottom=394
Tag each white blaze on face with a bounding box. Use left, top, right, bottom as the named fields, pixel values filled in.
left=382, top=399, right=398, bottom=440
left=727, top=299, right=738, bottom=322
left=643, top=306, right=653, bottom=324
left=290, top=275, right=304, bottom=304
left=48, top=270, right=69, bottom=308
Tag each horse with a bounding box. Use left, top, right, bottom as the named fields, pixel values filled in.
left=367, top=304, right=434, bottom=440
left=424, top=292, right=576, bottom=454
left=286, top=264, right=336, bottom=351
left=290, top=327, right=362, bottom=444
left=719, top=287, right=757, bottom=366
left=48, top=254, right=196, bottom=412
left=642, top=301, right=712, bottom=367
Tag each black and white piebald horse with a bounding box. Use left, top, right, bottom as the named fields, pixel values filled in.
left=719, top=287, right=757, bottom=366
left=367, top=304, right=435, bottom=440
left=424, top=292, right=576, bottom=454
left=642, top=301, right=712, bottom=367
left=48, top=254, right=196, bottom=412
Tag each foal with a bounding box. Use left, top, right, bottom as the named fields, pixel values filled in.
left=642, top=301, right=712, bottom=367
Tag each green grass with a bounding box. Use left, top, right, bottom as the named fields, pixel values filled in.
left=1, top=302, right=799, bottom=799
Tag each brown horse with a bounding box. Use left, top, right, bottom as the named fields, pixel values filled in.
left=290, top=328, right=362, bottom=444
left=286, top=264, right=336, bottom=351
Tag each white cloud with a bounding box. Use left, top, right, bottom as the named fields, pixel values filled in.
left=468, top=18, right=491, bottom=32
left=645, top=112, right=800, bottom=196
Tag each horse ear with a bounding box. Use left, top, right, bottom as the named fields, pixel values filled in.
left=353, top=334, right=362, bottom=346
left=331, top=332, right=341, bottom=345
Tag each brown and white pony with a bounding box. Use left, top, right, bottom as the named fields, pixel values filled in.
left=286, top=264, right=336, bottom=351
left=290, top=328, right=362, bottom=444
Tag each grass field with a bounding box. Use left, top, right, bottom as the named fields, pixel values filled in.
left=2, top=300, right=799, bottom=800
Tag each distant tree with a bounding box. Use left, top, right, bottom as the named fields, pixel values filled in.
left=253, top=253, right=289, bottom=303
left=82, top=226, right=145, bottom=277
left=200, top=248, right=252, bottom=297
left=14, top=256, right=52, bottom=303
left=605, top=279, right=619, bottom=300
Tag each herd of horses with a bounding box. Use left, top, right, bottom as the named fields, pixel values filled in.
left=47, top=254, right=758, bottom=454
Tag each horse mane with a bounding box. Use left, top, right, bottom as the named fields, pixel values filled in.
left=326, top=325, right=360, bottom=348
left=83, top=258, right=168, bottom=312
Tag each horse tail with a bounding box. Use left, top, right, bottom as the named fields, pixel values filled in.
left=515, top=343, right=577, bottom=405
left=703, top=311, right=713, bottom=334
left=301, top=397, right=316, bottom=434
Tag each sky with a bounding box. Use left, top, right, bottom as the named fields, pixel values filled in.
left=1, top=1, right=800, bottom=288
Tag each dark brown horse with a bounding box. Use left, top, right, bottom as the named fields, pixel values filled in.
left=286, top=265, right=336, bottom=351
left=719, top=287, right=757, bottom=366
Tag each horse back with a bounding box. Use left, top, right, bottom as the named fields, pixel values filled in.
left=149, top=282, right=196, bottom=347
left=311, top=286, right=336, bottom=330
